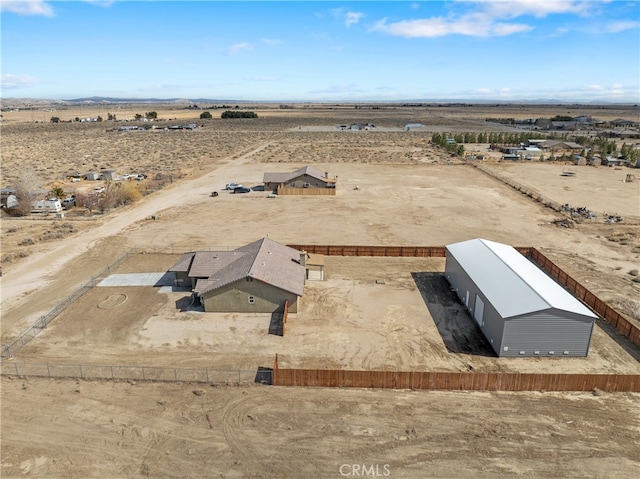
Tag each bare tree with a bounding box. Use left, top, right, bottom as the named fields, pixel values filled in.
left=12, top=171, right=41, bottom=216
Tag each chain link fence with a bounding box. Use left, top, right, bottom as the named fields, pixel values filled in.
left=1, top=362, right=272, bottom=385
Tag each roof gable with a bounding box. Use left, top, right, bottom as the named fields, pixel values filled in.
left=446, top=238, right=597, bottom=320
left=263, top=165, right=328, bottom=184
left=193, top=238, right=305, bottom=297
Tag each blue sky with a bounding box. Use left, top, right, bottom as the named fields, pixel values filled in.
left=1, top=0, right=639, bottom=102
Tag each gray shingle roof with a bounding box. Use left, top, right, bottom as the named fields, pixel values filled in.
left=191, top=238, right=305, bottom=297
left=168, top=253, right=195, bottom=273
left=263, top=165, right=327, bottom=184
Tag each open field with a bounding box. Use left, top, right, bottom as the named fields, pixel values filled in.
left=2, top=104, right=640, bottom=477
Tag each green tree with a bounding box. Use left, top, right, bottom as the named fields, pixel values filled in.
left=200, top=111, right=213, bottom=119
left=49, top=185, right=65, bottom=200
left=145, top=111, right=158, bottom=119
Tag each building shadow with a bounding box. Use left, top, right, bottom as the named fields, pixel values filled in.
left=269, top=312, right=284, bottom=336
left=411, top=272, right=495, bottom=357
left=255, top=367, right=273, bottom=385
left=175, top=294, right=203, bottom=312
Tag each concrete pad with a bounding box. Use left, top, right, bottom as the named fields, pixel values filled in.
left=97, top=272, right=175, bottom=287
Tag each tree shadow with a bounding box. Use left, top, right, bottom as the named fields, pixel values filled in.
left=411, top=272, right=495, bottom=357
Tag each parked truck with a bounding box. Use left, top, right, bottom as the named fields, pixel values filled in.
left=32, top=198, right=63, bottom=213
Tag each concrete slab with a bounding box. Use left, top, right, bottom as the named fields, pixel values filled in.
left=97, top=272, right=175, bottom=287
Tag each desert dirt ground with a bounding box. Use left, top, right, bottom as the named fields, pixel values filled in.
left=1, top=104, right=640, bottom=478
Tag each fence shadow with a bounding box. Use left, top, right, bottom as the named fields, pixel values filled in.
left=411, top=272, right=495, bottom=357
left=255, top=367, right=273, bottom=385
left=594, top=317, right=640, bottom=362
left=269, top=312, right=284, bottom=336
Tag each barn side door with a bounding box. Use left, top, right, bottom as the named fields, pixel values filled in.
left=473, top=295, right=485, bottom=326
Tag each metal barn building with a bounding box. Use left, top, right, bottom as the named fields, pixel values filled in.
left=445, top=238, right=597, bottom=357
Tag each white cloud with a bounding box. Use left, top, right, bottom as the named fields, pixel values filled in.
left=228, top=42, right=252, bottom=55
left=603, top=20, right=640, bottom=33
left=1, top=73, right=37, bottom=89
left=479, top=0, right=596, bottom=19
left=586, top=84, right=605, bottom=90
left=261, top=38, right=283, bottom=46
left=331, top=8, right=364, bottom=27
left=372, top=16, right=532, bottom=38
left=0, top=0, right=54, bottom=16
left=475, top=88, right=493, bottom=94
left=371, top=0, right=615, bottom=38
left=344, top=11, right=364, bottom=27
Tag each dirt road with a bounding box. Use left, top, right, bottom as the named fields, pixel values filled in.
left=0, top=142, right=272, bottom=312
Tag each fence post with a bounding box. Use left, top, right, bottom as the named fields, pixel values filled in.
left=142, top=367, right=145, bottom=380
left=110, top=365, right=114, bottom=379
left=79, top=364, right=83, bottom=378
left=238, top=370, right=241, bottom=384
left=206, top=369, right=209, bottom=382
left=15, top=363, right=19, bottom=376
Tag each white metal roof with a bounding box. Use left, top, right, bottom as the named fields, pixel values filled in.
left=446, top=238, right=597, bottom=319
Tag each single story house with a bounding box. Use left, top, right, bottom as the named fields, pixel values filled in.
left=169, top=237, right=306, bottom=313
left=445, top=238, right=597, bottom=357
left=263, top=166, right=336, bottom=192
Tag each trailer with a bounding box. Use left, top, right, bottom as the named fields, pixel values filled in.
left=32, top=199, right=63, bottom=213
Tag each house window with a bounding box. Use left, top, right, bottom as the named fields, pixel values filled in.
left=248, top=295, right=255, bottom=304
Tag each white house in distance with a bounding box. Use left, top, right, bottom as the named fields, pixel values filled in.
left=445, top=238, right=597, bottom=358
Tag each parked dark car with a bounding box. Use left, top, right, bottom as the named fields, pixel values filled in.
left=232, top=186, right=251, bottom=194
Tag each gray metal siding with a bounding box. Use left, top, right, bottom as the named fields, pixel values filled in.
left=501, top=313, right=594, bottom=357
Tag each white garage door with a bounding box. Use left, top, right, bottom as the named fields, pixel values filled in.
left=473, top=295, right=485, bottom=326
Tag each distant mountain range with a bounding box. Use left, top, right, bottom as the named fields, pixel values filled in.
left=2, top=96, right=637, bottom=107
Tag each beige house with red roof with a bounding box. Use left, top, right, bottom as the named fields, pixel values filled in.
left=169, top=238, right=305, bottom=313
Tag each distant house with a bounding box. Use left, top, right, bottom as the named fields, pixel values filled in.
left=100, top=170, right=115, bottom=180
left=263, top=166, right=336, bottom=193
left=168, top=238, right=306, bottom=313
left=538, top=140, right=583, bottom=156
left=84, top=172, right=100, bottom=181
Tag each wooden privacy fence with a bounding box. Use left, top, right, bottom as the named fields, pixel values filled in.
left=272, top=366, right=640, bottom=392
left=526, top=248, right=640, bottom=349
left=287, top=244, right=447, bottom=257
left=276, top=186, right=336, bottom=196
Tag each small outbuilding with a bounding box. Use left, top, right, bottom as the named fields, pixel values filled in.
left=445, top=238, right=597, bottom=357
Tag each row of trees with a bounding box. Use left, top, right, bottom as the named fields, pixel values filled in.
left=431, top=133, right=465, bottom=155
left=198, top=110, right=259, bottom=119
left=221, top=110, right=258, bottom=119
